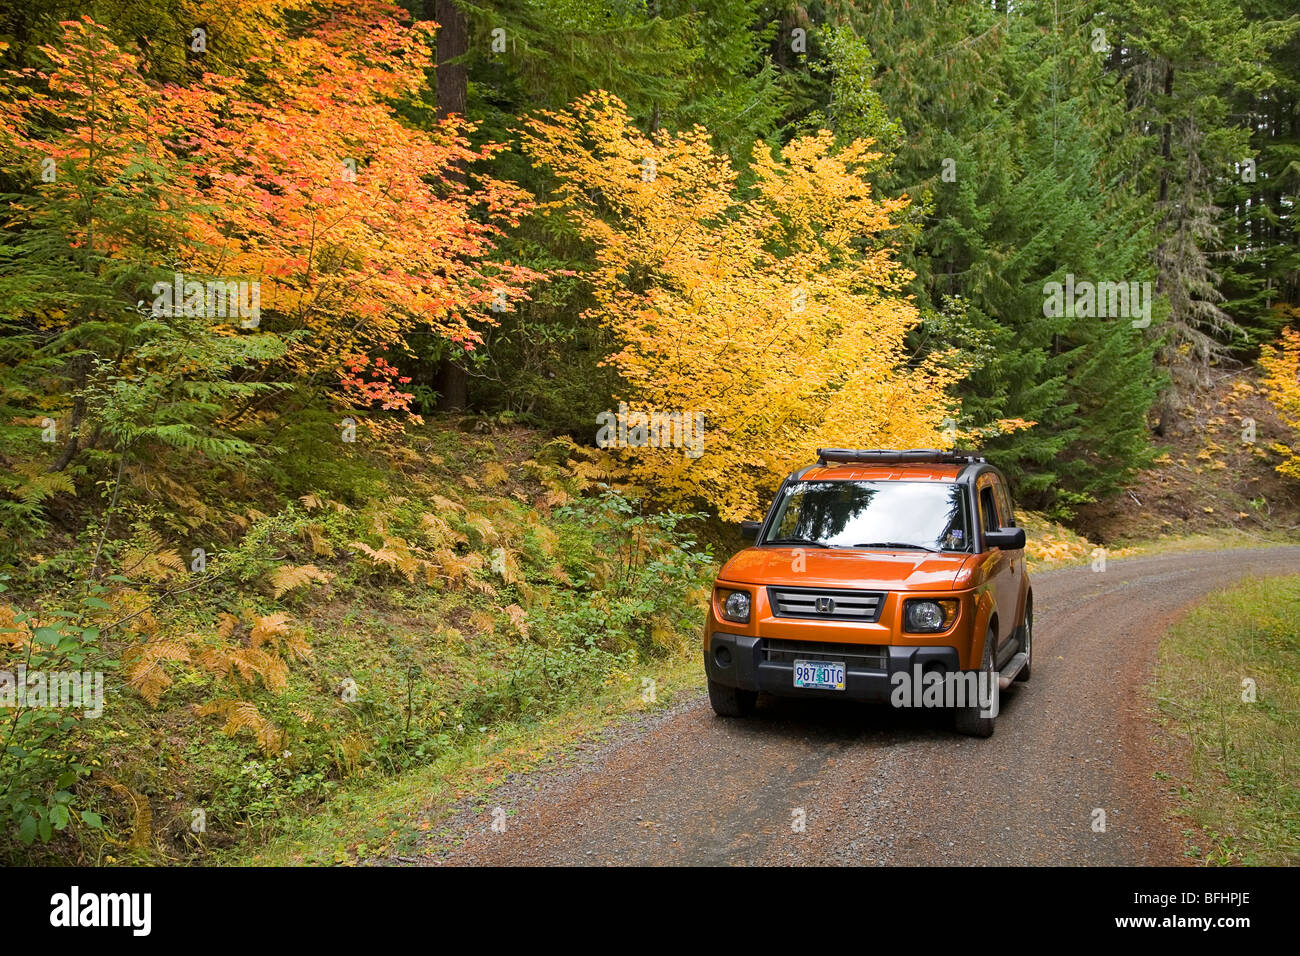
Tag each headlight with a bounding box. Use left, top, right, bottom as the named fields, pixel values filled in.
left=904, top=599, right=958, bottom=633
left=719, top=589, right=751, bottom=623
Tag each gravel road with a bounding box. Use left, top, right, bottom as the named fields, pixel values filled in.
left=422, top=548, right=1300, bottom=866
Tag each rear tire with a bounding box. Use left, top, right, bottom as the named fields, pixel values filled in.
left=1013, top=597, right=1032, bottom=683
left=954, top=626, right=997, bottom=738
left=708, top=679, right=757, bottom=717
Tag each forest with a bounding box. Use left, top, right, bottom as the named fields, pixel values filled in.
left=1, top=0, right=1298, bottom=862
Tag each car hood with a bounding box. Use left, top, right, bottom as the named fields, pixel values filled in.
left=718, top=547, right=973, bottom=591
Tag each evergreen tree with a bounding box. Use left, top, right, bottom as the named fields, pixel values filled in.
left=1105, top=0, right=1298, bottom=431
left=824, top=0, right=1161, bottom=514
left=1218, top=0, right=1300, bottom=351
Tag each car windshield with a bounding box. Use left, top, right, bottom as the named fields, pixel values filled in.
left=762, top=480, right=970, bottom=553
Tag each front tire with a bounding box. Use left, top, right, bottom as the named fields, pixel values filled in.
left=954, top=626, right=997, bottom=738
left=708, top=679, right=757, bottom=717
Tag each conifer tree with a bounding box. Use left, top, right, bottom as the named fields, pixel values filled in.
left=828, top=0, right=1162, bottom=513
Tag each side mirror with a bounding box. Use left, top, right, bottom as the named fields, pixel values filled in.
left=740, top=520, right=762, bottom=541
left=983, top=527, right=1025, bottom=551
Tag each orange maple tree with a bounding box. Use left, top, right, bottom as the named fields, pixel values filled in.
left=177, top=1, right=545, bottom=415
left=175, top=0, right=545, bottom=417
left=1, top=3, right=545, bottom=427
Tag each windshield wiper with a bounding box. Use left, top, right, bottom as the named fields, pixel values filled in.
left=765, top=537, right=833, bottom=548
left=850, top=541, right=941, bottom=553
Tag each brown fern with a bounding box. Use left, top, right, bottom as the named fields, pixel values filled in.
left=96, top=775, right=152, bottom=851
left=481, top=462, right=509, bottom=487
left=270, top=563, right=333, bottom=598
left=0, top=604, right=32, bottom=648
left=249, top=613, right=312, bottom=663
left=419, top=513, right=466, bottom=548
left=228, top=647, right=290, bottom=691
left=122, top=639, right=191, bottom=706
left=120, top=530, right=186, bottom=585
left=431, top=493, right=465, bottom=513
left=197, top=699, right=284, bottom=753
left=464, top=514, right=498, bottom=545
left=333, top=732, right=366, bottom=776
left=303, top=522, right=335, bottom=556
left=503, top=603, right=530, bottom=637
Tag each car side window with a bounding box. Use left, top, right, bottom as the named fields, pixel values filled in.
left=978, top=485, right=1000, bottom=533
left=994, top=478, right=1015, bottom=527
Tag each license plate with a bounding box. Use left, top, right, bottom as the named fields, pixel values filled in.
left=793, top=659, right=845, bottom=690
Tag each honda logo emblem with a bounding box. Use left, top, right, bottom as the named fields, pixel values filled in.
left=815, top=597, right=835, bottom=614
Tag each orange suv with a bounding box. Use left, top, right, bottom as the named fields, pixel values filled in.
left=704, top=449, right=1032, bottom=736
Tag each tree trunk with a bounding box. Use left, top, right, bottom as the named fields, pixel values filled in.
left=51, top=354, right=90, bottom=472
left=1156, top=64, right=1174, bottom=208
left=1153, top=63, right=1176, bottom=438
left=435, top=0, right=468, bottom=119
left=433, top=0, right=470, bottom=411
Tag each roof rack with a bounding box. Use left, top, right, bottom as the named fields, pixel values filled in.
left=815, top=448, right=985, bottom=467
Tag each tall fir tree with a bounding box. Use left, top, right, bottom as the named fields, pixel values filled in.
left=1218, top=0, right=1300, bottom=350
left=1104, top=0, right=1298, bottom=431
left=822, top=0, right=1162, bottom=514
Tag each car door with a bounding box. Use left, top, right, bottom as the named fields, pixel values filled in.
left=976, top=474, right=1016, bottom=652
left=991, top=473, right=1025, bottom=659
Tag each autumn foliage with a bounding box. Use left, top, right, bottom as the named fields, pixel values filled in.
left=1260, top=328, right=1300, bottom=481
left=524, top=92, right=963, bottom=518
left=178, top=3, right=544, bottom=402
left=0, top=3, right=543, bottom=438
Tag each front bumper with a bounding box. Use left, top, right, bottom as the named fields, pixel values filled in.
left=704, top=632, right=960, bottom=703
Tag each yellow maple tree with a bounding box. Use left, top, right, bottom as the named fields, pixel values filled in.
left=1260, top=327, right=1300, bottom=480
left=523, top=92, right=965, bottom=518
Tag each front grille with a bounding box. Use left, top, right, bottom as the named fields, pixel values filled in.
left=767, top=585, right=885, bottom=622
left=763, top=639, right=887, bottom=670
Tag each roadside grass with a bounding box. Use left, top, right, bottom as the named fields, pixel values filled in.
left=1107, top=527, right=1300, bottom=557
left=1153, top=574, right=1300, bottom=865
left=1021, top=510, right=1300, bottom=572
left=226, top=652, right=702, bottom=865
